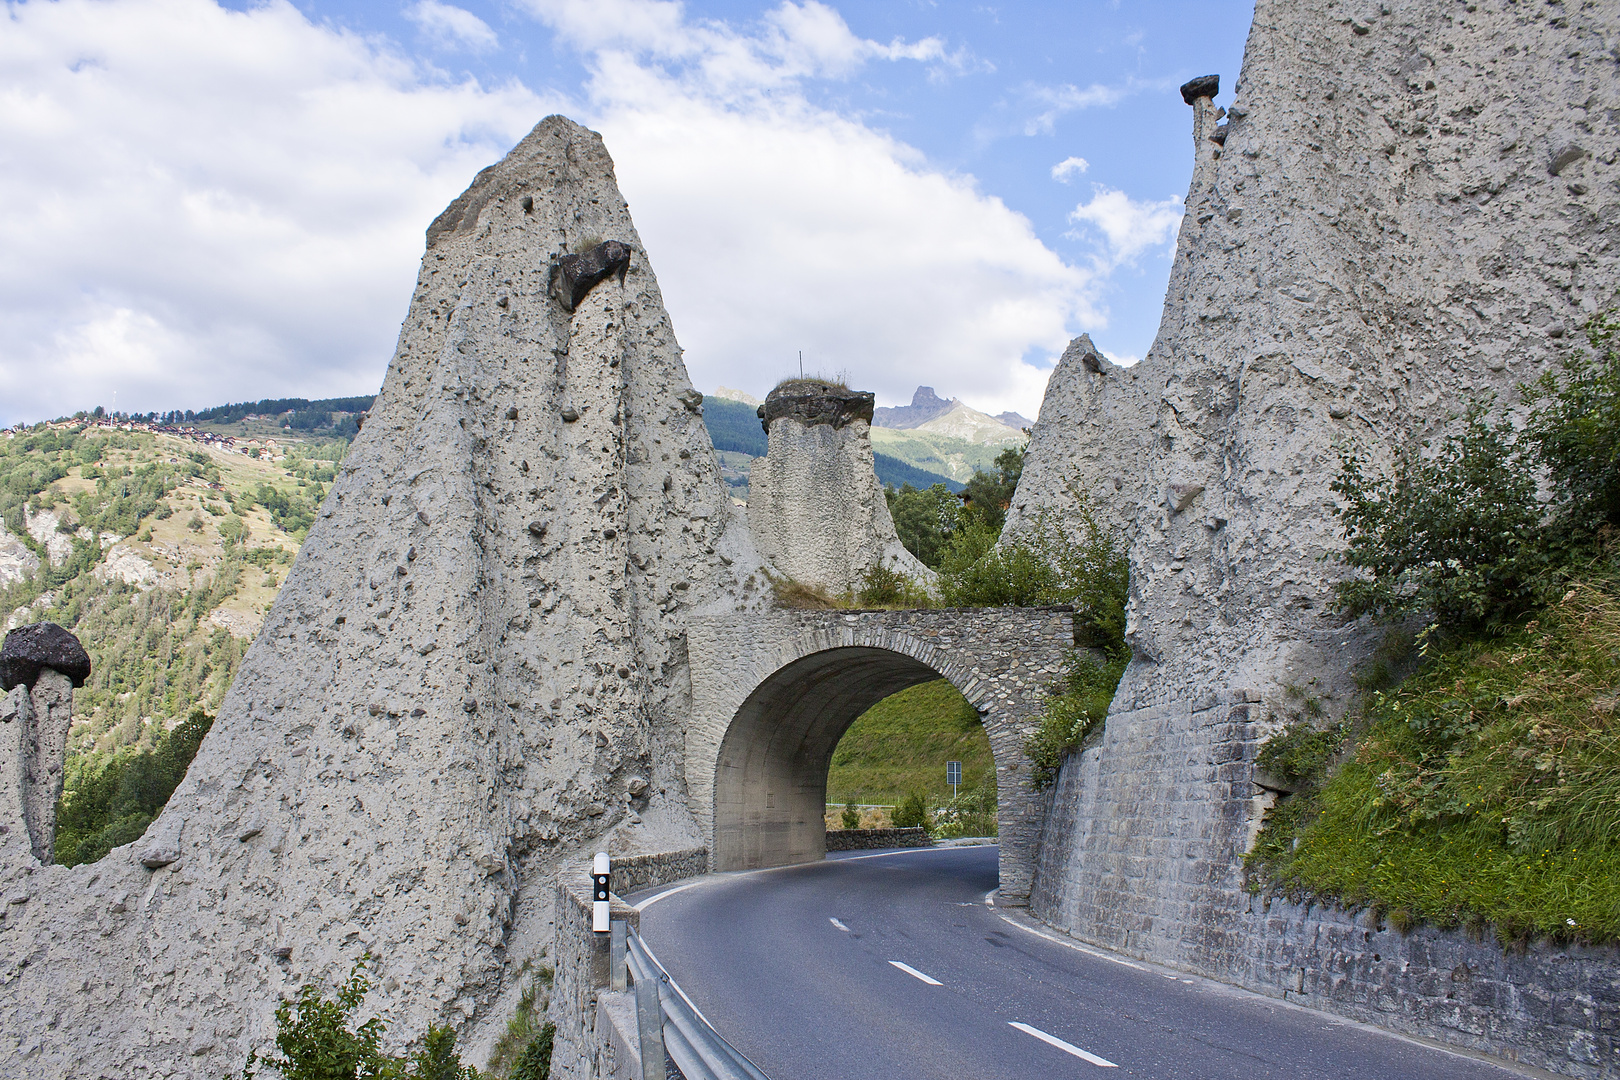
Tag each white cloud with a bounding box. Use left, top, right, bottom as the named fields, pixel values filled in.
left=1050, top=155, right=1089, bottom=182
left=1022, top=81, right=1127, bottom=136
left=406, top=0, right=500, bottom=52
left=518, top=0, right=1099, bottom=417
left=1068, top=185, right=1183, bottom=269
left=0, top=0, right=553, bottom=425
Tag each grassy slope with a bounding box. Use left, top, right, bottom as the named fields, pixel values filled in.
left=826, top=679, right=993, bottom=806
left=1250, top=581, right=1620, bottom=944
left=868, top=426, right=1011, bottom=483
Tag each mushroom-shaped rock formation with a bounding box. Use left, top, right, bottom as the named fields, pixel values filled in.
left=0, top=622, right=91, bottom=691
left=748, top=380, right=931, bottom=596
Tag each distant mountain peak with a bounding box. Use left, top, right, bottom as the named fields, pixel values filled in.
left=873, top=386, right=957, bottom=430
left=712, top=386, right=762, bottom=407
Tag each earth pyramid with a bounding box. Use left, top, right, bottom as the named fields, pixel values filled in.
left=0, top=115, right=766, bottom=1077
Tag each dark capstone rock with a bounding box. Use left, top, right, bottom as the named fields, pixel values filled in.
left=549, top=240, right=633, bottom=312
left=0, top=622, right=91, bottom=691
left=759, top=380, right=876, bottom=433
left=1180, top=74, right=1220, bottom=105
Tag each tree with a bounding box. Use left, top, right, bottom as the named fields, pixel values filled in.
left=886, top=483, right=961, bottom=568
left=892, top=791, right=930, bottom=830
left=841, top=801, right=861, bottom=829
left=957, top=446, right=1025, bottom=532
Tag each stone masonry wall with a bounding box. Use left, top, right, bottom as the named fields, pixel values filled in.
left=825, top=827, right=931, bottom=851
left=687, top=606, right=1074, bottom=901
left=1031, top=697, right=1620, bottom=1076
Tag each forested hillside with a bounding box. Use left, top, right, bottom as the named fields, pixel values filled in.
left=1, top=416, right=348, bottom=864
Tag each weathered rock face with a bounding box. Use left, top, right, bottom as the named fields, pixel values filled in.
left=0, top=115, right=764, bottom=1078
left=748, top=381, right=930, bottom=595
left=1021, top=0, right=1620, bottom=1068
left=1017, top=0, right=1620, bottom=709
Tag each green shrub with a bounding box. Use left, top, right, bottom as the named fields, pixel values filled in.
left=1331, top=313, right=1620, bottom=634
left=243, top=957, right=478, bottom=1080
left=930, top=775, right=997, bottom=839
left=1522, top=314, right=1620, bottom=540
left=936, top=502, right=1127, bottom=648
left=891, top=791, right=930, bottom=830
left=853, top=563, right=931, bottom=608
left=840, top=802, right=861, bottom=830
left=509, top=1024, right=554, bottom=1080
left=485, top=958, right=553, bottom=1079
left=1025, top=650, right=1128, bottom=790
left=1331, top=399, right=1545, bottom=631
left=1253, top=720, right=1346, bottom=790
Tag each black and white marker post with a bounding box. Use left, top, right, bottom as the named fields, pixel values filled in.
left=592, top=851, right=612, bottom=932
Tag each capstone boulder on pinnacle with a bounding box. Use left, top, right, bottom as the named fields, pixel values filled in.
left=550, top=240, right=633, bottom=312
left=0, top=622, right=91, bottom=691
left=1180, top=74, right=1219, bottom=104
left=758, top=380, right=876, bottom=433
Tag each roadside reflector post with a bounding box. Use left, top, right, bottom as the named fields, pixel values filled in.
left=592, top=852, right=611, bottom=933
left=610, top=919, right=627, bottom=991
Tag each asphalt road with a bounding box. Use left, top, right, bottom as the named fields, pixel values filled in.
left=629, top=845, right=1533, bottom=1080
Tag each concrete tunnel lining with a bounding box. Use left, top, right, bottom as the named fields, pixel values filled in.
left=713, top=646, right=973, bottom=872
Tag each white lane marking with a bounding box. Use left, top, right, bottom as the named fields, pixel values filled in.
left=990, top=909, right=1147, bottom=973
left=829, top=917, right=850, bottom=932
left=1009, top=1022, right=1118, bottom=1068
left=632, top=881, right=704, bottom=911
left=888, top=960, right=943, bottom=985
left=834, top=845, right=996, bottom=863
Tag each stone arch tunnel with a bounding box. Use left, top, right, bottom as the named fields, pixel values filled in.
left=686, top=608, right=1076, bottom=903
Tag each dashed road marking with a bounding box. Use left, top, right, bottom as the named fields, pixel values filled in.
left=1009, top=1022, right=1118, bottom=1068
left=888, top=961, right=943, bottom=985
left=829, top=917, right=850, bottom=932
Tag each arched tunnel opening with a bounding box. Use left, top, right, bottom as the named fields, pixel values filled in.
left=712, top=646, right=998, bottom=873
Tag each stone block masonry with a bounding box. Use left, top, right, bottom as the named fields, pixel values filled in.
left=1031, top=692, right=1620, bottom=1077
left=687, top=606, right=1075, bottom=902
left=825, top=827, right=930, bottom=851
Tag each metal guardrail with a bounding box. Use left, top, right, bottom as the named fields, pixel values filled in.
left=614, top=920, right=772, bottom=1080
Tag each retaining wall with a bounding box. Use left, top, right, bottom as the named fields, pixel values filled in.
left=1031, top=694, right=1620, bottom=1077
left=824, top=828, right=931, bottom=851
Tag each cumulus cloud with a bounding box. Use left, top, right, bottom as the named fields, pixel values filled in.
left=518, top=0, right=1097, bottom=416
left=1050, top=156, right=1089, bottom=182
left=1068, top=185, right=1183, bottom=269
left=0, top=0, right=551, bottom=425
left=0, top=0, right=1133, bottom=426
left=406, top=0, right=500, bottom=52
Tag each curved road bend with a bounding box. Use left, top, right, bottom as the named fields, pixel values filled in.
left=628, top=845, right=1533, bottom=1080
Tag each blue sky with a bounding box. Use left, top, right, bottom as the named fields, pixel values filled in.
left=0, top=0, right=1254, bottom=425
